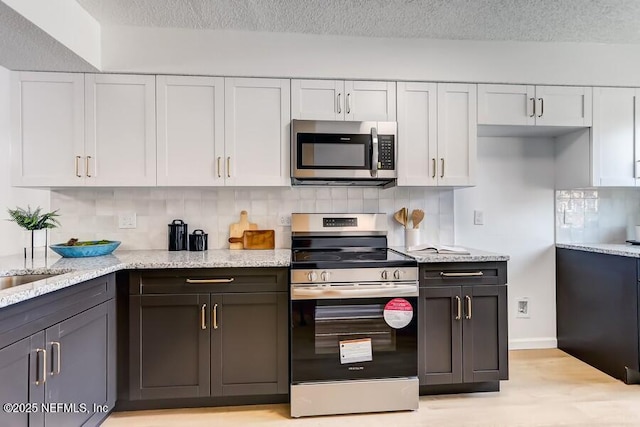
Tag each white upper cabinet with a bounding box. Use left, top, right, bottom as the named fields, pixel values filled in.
left=592, top=87, right=640, bottom=187
left=397, top=82, right=438, bottom=186
left=397, top=82, right=476, bottom=187
left=437, top=84, right=477, bottom=186
left=225, top=78, right=291, bottom=186
left=11, top=72, right=85, bottom=187
left=291, top=79, right=396, bottom=121
left=478, top=84, right=592, bottom=127
left=156, top=76, right=225, bottom=186
left=85, top=74, right=156, bottom=186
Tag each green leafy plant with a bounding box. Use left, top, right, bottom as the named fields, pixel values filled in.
left=7, top=206, right=60, bottom=231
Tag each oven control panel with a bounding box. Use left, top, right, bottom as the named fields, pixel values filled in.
left=291, top=267, right=418, bottom=284
left=323, top=217, right=358, bottom=227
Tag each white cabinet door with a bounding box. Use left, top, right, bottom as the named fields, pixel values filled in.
left=396, top=82, right=438, bottom=186
left=85, top=74, right=156, bottom=186
left=477, top=84, right=535, bottom=126
left=224, top=78, right=291, bottom=186
left=534, top=86, right=592, bottom=127
left=437, top=84, right=477, bottom=187
left=592, top=87, right=639, bottom=187
left=11, top=72, right=85, bottom=186
left=344, top=81, right=396, bottom=121
left=291, top=79, right=343, bottom=120
left=156, top=76, right=225, bottom=186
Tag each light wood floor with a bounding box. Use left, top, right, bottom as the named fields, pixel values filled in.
left=104, top=349, right=640, bottom=426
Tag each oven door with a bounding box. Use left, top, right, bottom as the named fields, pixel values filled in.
left=291, top=296, right=417, bottom=384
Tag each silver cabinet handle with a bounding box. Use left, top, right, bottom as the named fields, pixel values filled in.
left=432, top=158, right=436, bottom=179
left=201, top=304, right=207, bottom=330
left=75, top=156, right=82, bottom=178
left=455, top=296, right=462, bottom=320
left=213, top=303, right=218, bottom=329
left=51, top=342, right=61, bottom=375
left=346, top=93, right=351, bottom=114
left=186, top=278, right=235, bottom=284
left=465, top=295, right=472, bottom=319
left=217, top=157, right=222, bottom=178
left=537, top=98, right=543, bottom=117
left=440, top=158, right=445, bottom=178
left=35, top=348, right=47, bottom=385
left=529, top=97, right=536, bottom=117
left=440, top=271, right=484, bottom=277
left=227, top=157, right=231, bottom=178
left=86, top=156, right=92, bottom=177
left=337, top=93, right=342, bottom=114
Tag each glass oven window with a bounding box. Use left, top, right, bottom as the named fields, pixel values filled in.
left=314, top=304, right=396, bottom=354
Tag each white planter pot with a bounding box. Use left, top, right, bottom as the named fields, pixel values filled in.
left=23, top=229, right=48, bottom=258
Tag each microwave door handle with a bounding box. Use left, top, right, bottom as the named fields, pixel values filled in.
left=371, top=127, right=379, bottom=177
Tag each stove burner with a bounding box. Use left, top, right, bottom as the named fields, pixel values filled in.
left=296, top=253, right=342, bottom=262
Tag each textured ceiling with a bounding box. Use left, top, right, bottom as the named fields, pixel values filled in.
left=0, top=2, right=98, bottom=71
left=75, top=0, right=640, bottom=44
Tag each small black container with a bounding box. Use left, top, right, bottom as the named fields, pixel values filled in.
left=168, top=219, right=188, bottom=251
left=189, top=229, right=208, bottom=252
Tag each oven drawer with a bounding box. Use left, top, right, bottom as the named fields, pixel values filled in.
left=420, top=262, right=507, bottom=287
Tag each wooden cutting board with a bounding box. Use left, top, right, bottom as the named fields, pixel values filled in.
left=229, top=210, right=258, bottom=249
left=228, top=230, right=275, bottom=250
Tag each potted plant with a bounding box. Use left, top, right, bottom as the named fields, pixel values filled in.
left=7, top=206, right=60, bottom=258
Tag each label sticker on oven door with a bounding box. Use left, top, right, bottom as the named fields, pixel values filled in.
left=339, top=338, right=373, bottom=364
left=384, top=298, right=414, bottom=329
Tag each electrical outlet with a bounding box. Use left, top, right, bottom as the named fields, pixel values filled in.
left=516, top=297, right=530, bottom=318
left=278, top=214, right=291, bottom=227
left=118, top=212, right=137, bottom=229
left=474, top=210, right=484, bottom=225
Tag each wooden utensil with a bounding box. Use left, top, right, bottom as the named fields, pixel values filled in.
left=393, top=208, right=407, bottom=228
left=400, top=207, right=408, bottom=228
left=411, top=209, right=425, bottom=229
left=228, top=230, right=275, bottom=250
left=229, top=210, right=258, bottom=250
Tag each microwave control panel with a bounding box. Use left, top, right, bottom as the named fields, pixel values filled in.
left=378, top=135, right=395, bottom=170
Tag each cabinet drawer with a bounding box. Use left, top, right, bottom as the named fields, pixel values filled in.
left=130, top=268, right=288, bottom=294
left=420, top=262, right=507, bottom=287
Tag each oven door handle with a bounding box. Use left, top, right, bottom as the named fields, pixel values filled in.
left=292, top=284, right=418, bottom=299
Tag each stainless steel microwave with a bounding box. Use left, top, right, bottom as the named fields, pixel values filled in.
left=291, top=119, right=397, bottom=187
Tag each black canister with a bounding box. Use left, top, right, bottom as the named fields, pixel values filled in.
left=189, top=229, right=208, bottom=251
left=168, top=219, right=188, bottom=251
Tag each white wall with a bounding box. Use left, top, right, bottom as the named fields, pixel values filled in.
left=102, top=26, right=640, bottom=86
left=0, top=66, right=50, bottom=256
left=455, top=137, right=556, bottom=349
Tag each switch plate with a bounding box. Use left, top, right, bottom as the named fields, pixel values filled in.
left=474, top=210, right=484, bottom=225
left=118, top=212, right=137, bottom=229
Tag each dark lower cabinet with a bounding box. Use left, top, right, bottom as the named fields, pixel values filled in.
left=419, top=262, right=508, bottom=392
left=0, top=274, right=116, bottom=427
left=127, top=268, right=289, bottom=407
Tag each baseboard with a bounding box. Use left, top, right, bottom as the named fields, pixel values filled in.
left=509, top=337, right=557, bottom=350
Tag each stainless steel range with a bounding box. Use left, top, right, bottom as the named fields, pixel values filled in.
left=289, top=213, right=419, bottom=418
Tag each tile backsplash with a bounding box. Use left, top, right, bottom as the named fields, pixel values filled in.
left=50, top=187, right=454, bottom=250
left=556, top=188, right=640, bottom=243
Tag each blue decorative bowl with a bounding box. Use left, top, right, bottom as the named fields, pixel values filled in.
left=49, top=241, right=121, bottom=258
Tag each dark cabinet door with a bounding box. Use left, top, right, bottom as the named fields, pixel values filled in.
left=44, top=300, right=115, bottom=427
left=129, top=294, right=211, bottom=400
left=0, top=333, right=45, bottom=427
left=419, top=286, right=463, bottom=385
left=462, top=285, right=508, bottom=383
left=213, top=292, right=289, bottom=396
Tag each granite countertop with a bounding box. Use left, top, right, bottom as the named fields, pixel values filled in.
left=392, top=247, right=510, bottom=263
left=556, top=243, right=640, bottom=258
left=0, top=249, right=291, bottom=309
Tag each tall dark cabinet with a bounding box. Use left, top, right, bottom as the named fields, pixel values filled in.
left=419, top=262, right=508, bottom=393
left=126, top=268, right=289, bottom=409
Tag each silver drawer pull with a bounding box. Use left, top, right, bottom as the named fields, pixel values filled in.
left=440, top=272, right=484, bottom=277
left=186, top=278, right=235, bottom=284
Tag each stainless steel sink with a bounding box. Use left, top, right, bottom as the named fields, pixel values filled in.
left=0, top=274, right=60, bottom=290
